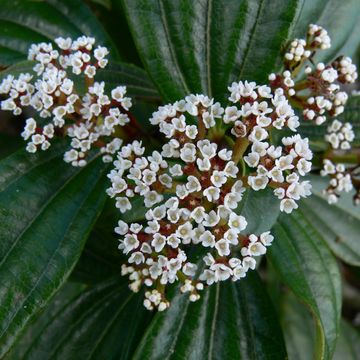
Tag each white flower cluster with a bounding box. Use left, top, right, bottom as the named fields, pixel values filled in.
left=321, top=160, right=353, bottom=204
left=307, top=24, right=331, bottom=49
left=284, top=39, right=311, bottom=63
left=150, top=93, right=224, bottom=137
left=325, top=119, right=354, bottom=150
left=0, top=36, right=132, bottom=166
left=272, top=24, right=357, bottom=126
left=332, top=56, right=358, bottom=84
left=227, top=81, right=312, bottom=213
left=107, top=84, right=315, bottom=310
left=108, top=136, right=275, bottom=310
left=284, top=24, right=330, bottom=66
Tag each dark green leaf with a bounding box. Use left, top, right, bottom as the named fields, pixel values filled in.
left=280, top=292, right=315, bottom=360
left=122, top=0, right=301, bottom=102
left=236, top=188, right=280, bottom=234
left=96, top=62, right=160, bottom=101
left=0, top=143, right=109, bottom=356
left=5, top=282, right=86, bottom=359
left=9, top=278, right=152, bottom=360
left=269, top=212, right=342, bottom=359
left=89, top=0, right=112, bottom=10
left=71, top=199, right=123, bottom=284
left=333, top=321, right=360, bottom=360
left=0, top=133, right=22, bottom=160
left=0, top=0, right=121, bottom=66
left=133, top=271, right=287, bottom=360
left=280, top=291, right=360, bottom=360
left=300, top=176, right=360, bottom=266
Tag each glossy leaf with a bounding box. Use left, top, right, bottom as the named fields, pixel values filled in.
left=133, top=271, right=286, bottom=359
left=0, top=0, right=120, bottom=66
left=71, top=199, right=123, bottom=284
left=7, top=278, right=152, bottom=359
left=90, top=0, right=112, bottom=10
left=300, top=176, right=360, bottom=266
left=97, top=62, right=159, bottom=101
left=269, top=212, right=342, bottom=359
left=280, top=292, right=315, bottom=360
left=0, top=133, right=22, bottom=160
left=0, top=143, right=109, bottom=356
left=280, top=291, right=360, bottom=360
left=5, top=282, right=86, bottom=359
left=333, top=321, right=360, bottom=360
left=236, top=188, right=280, bottom=234
left=122, top=0, right=301, bottom=102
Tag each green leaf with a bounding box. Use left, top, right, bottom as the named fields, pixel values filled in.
left=280, top=291, right=360, bottom=360
left=280, top=292, right=315, bottom=360
left=5, top=282, right=86, bottom=359
left=269, top=212, right=342, bottom=359
left=300, top=176, right=360, bottom=266
left=236, top=188, right=280, bottom=234
left=0, top=0, right=121, bottom=66
left=71, top=199, right=123, bottom=284
left=133, top=271, right=287, bottom=360
left=333, top=321, right=360, bottom=360
left=7, top=278, right=152, bottom=359
left=0, top=143, right=109, bottom=356
left=96, top=62, right=160, bottom=101
left=89, top=0, right=112, bottom=10
left=0, top=133, right=22, bottom=160
left=122, top=0, right=301, bottom=102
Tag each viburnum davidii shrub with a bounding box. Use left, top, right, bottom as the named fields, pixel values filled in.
left=0, top=1, right=359, bottom=359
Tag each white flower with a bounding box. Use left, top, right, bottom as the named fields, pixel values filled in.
left=215, top=239, right=231, bottom=256
left=244, top=152, right=260, bottom=167
left=248, top=175, right=269, bottom=191
left=186, top=176, right=202, bottom=192
left=203, top=186, right=220, bottom=202
left=180, top=143, right=196, bottom=162
left=276, top=155, right=294, bottom=171
left=176, top=222, right=194, bottom=242
left=151, top=234, right=167, bottom=252
left=191, top=206, right=206, bottom=223
left=199, top=231, right=216, bottom=247
left=228, top=213, right=247, bottom=233
left=115, top=220, right=129, bottom=235
left=116, top=197, right=132, bottom=213
left=210, top=170, right=227, bottom=187
left=280, top=198, right=298, bottom=213
left=260, top=232, right=274, bottom=246
left=144, top=191, right=163, bottom=207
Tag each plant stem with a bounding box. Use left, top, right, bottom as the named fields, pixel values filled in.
left=197, top=114, right=206, bottom=139
left=232, top=137, right=249, bottom=164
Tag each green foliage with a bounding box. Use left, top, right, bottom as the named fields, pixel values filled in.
left=0, top=0, right=360, bottom=359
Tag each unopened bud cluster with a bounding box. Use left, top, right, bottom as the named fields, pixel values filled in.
left=321, top=118, right=358, bottom=204
left=0, top=36, right=131, bottom=166
left=321, top=160, right=354, bottom=204
left=270, top=24, right=357, bottom=126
